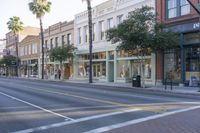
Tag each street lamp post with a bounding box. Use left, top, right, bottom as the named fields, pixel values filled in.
left=83, top=0, right=93, bottom=83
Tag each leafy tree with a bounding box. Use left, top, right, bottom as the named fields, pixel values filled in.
left=106, top=6, right=179, bottom=87
left=0, top=55, right=20, bottom=76
left=28, top=0, right=51, bottom=79
left=49, top=44, right=76, bottom=79
left=7, top=16, right=24, bottom=76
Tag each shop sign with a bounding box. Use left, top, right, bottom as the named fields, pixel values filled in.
left=193, top=22, right=200, bottom=29
left=165, top=22, right=200, bottom=33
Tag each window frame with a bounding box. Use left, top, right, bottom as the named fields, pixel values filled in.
left=166, top=0, right=190, bottom=19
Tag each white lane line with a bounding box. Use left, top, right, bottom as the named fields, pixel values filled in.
left=84, top=105, right=200, bottom=133
left=13, top=108, right=141, bottom=133
left=0, top=91, right=74, bottom=121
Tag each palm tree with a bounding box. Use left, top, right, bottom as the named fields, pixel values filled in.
left=28, top=0, right=51, bottom=79
left=7, top=16, right=24, bottom=77
left=82, top=0, right=93, bottom=83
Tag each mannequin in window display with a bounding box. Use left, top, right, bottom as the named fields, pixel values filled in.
left=120, top=65, right=126, bottom=78
left=120, top=65, right=129, bottom=78
left=79, top=65, right=86, bottom=76
left=144, top=64, right=151, bottom=78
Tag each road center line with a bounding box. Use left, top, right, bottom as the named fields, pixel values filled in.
left=16, top=84, right=131, bottom=107
left=84, top=105, right=200, bottom=133
left=0, top=91, right=74, bottom=121
left=13, top=108, right=141, bottom=133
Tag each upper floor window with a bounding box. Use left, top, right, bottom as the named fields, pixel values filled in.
left=28, top=45, right=31, bottom=55
left=117, top=15, right=123, bottom=25
left=67, top=33, right=72, bottom=45
left=32, top=43, right=37, bottom=54
left=107, top=18, right=114, bottom=29
left=55, top=37, right=58, bottom=47
left=180, top=0, right=190, bottom=15
left=99, top=21, right=104, bottom=40
left=167, top=0, right=190, bottom=19
left=45, top=40, right=48, bottom=49
left=92, top=23, right=96, bottom=41
left=62, top=35, right=65, bottom=46
left=77, top=28, right=82, bottom=44
left=83, top=26, right=88, bottom=43
left=20, top=47, right=24, bottom=56
left=50, top=38, right=53, bottom=49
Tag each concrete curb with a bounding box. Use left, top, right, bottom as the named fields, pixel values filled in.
left=1, top=76, right=200, bottom=98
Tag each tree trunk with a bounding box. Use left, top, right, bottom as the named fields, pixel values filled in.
left=87, top=0, right=93, bottom=83
left=15, top=34, right=19, bottom=77
left=40, top=18, right=45, bottom=79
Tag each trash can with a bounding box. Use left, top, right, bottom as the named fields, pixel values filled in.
left=132, top=75, right=141, bottom=87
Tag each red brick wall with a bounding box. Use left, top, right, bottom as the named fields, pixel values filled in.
left=156, top=0, right=199, bottom=25
left=155, top=0, right=199, bottom=81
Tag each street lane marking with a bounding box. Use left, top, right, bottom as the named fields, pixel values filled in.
left=10, top=84, right=131, bottom=107
left=0, top=91, right=74, bottom=121
left=84, top=105, right=200, bottom=133
left=13, top=108, right=141, bottom=133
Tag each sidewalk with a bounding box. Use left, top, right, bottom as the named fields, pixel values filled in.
left=64, top=79, right=200, bottom=95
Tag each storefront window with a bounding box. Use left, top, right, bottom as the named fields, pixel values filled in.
left=78, top=62, right=88, bottom=77
left=117, top=59, right=151, bottom=79
left=185, top=47, right=200, bottom=80
left=117, top=60, right=129, bottom=78
left=164, top=50, right=181, bottom=81
left=78, top=61, right=106, bottom=78
left=130, top=59, right=151, bottom=79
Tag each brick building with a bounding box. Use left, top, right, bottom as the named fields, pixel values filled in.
left=19, top=35, right=40, bottom=78
left=41, top=20, right=74, bottom=80
left=156, top=0, right=200, bottom=85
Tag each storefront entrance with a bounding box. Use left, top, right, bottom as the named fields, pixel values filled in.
left=92, top=62, right=106, bottom=78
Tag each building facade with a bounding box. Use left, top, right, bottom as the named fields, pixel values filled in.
left=74, top=0, right=156, bottom=85
left=6, top=26, right=40, bottom=56
left=157, top=0, right=200, bottom=85
left=0, top=39, right=6, bottom=75
left=19, top=35, right=40, bottom=78
left=5, top=26, right=40, bottom=76
left=40, top=21, right=74, bottom=80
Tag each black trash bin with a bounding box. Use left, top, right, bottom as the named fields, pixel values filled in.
left=132, top=75, right=141, bottom=87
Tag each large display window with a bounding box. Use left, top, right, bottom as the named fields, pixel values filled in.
left=117, top=59, right=151, bottom=79
left=185, top=47, right=200, bottom=80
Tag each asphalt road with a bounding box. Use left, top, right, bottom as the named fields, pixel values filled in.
left=0, top=77, right=199, bottom=133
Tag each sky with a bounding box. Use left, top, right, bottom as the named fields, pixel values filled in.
left=0, top=0, right=107, bottom=39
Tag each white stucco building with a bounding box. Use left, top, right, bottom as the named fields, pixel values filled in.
left=73, top=0, right=156, bottom=85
